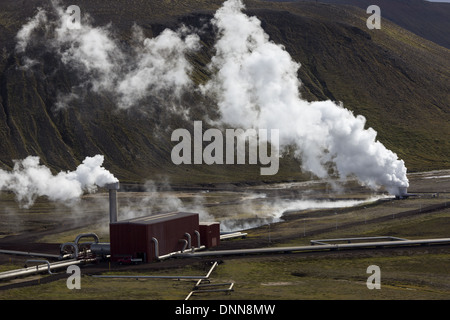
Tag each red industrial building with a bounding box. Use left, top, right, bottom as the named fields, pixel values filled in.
left=199, top=222, right=220, bottom=248
left=109, top=212, right=219, bottom=262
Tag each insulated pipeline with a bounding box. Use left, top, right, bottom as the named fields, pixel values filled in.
left=174, top=238, right=450, bottom=258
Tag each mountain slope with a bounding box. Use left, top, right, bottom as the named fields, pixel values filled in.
left=0, top=0, right=448, bottom=185
left=245, top=1, right=449, bottom=170
left=267, top=0, right=450, bottom=49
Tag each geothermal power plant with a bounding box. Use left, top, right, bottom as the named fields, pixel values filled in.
left=66, top=182, right=222, bottom=263
left=0, top=181, right=226, bottom=281
left=1, top=178, right=449, bottom=287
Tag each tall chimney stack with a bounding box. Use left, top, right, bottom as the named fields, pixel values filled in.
left=106, top=182, right=120, bottom=223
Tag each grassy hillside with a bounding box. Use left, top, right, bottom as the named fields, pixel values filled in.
left=288, top=0, right=450, bottom=49
left=245, top=1, right=449, bottom=171
left=0, top=0, right=448, bottom=184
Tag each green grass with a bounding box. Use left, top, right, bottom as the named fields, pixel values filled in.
left=1, top=193, right=450, bottom=299
left=0, top=275, right=192, bottom=300
left=2, top=251, right=448, bottom=300
left=0, top=263, right=209, bottom=300
left=207, top=254, right=450, bottom=300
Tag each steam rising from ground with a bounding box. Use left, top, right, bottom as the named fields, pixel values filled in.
left=219, top=195, right=386, bottom=232
left=202, top=0, right=409, bottom=195
left=11, top=0, right=410, bottom=211
left=117, top=183, right=386, bottom=232
left=0, top=155, right=117, bottom=208
left=119, top=180, right=214, bottom=223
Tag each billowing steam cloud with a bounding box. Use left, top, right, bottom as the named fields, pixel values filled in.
left=202, top=0, right=409, bottom=195
left=120, top=179, right=214, bottom=223
left=0, top=155, right=118, bottom=208
left=219, top=195, right=386, bottom=232
left=16, top=0, right=199, bottom=109
left=13, top=0, right=409, bottom=197
left=16, top=8, right=48, bottom=54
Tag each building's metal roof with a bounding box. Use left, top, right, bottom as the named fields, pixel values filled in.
left=111, top=211, right=198, bottom=225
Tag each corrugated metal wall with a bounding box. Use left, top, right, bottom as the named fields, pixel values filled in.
left=110, top=223, right=148, bottom=260
left=110, top=212, right=200, bottom=262
left=199, top=222, right=220, bottom=248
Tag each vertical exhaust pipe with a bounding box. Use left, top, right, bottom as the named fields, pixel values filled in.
left=106, top=182, right=120, bottom=223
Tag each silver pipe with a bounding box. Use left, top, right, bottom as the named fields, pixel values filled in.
left=157, top=245, right=206, bottom=261
left=179, top=239, right=188, bottom=253
left=151, top=236, right=204, bottom=261
left=90, top=243, right=110, bottom=255
left=0, top=259, right=89, bottom=281
left=106, top=182, right=120, bottom=223
left=184, top=232, right=192, bottom=249
left=194, top=230, right=201, bottom=248
left=195, top=282, right=234, bottom=289
left=220, top=232, right=248, bottom=240
left=185, top=262, right=222, bottom=300
left=25, top=260, right=53, bottom=274
left=60, top=242, right=79, bottom=259
left=109, top=189, right=118, bottom=223
left=157, top=252, right=176, bottom=260
left=310, top=236, right=408, bottom=245
left=92, top=275, right=209, bottom=280
left=188, top=286, right=234, bottom=294
left=175, top=238, right=450, bottom=258
left=0, top=249, right=61, bottom=259
left=309, top=240, right=329, bottom=246
left=93, top=260, right=219, bottom=283
left=152, top=237, right=159, bottom=259
left=185, top=291, right=195, bottom=300
left=205, top=261, right=218, bottom=278
left=74, top=233, right=99, bottom=246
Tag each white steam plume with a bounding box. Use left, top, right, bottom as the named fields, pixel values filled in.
left=202, top=0, right=409, bottom=195
left=117, top=26, right=200, bottom=109
left=219, top=195, right=386, bottom=232
left=0, top=155, right=118, bottom=208
left=14, top=0, right=409, bottom=195
left=15, top=8, right=48, bottom=54
left=120, top=180, right=214, bottom=222
left=15, top=1, right=199, bottom=109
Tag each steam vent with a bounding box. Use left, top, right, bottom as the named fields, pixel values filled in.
left=106, top=182, right=120, bottom=224
left=395, top=187, right=409, bottom=199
